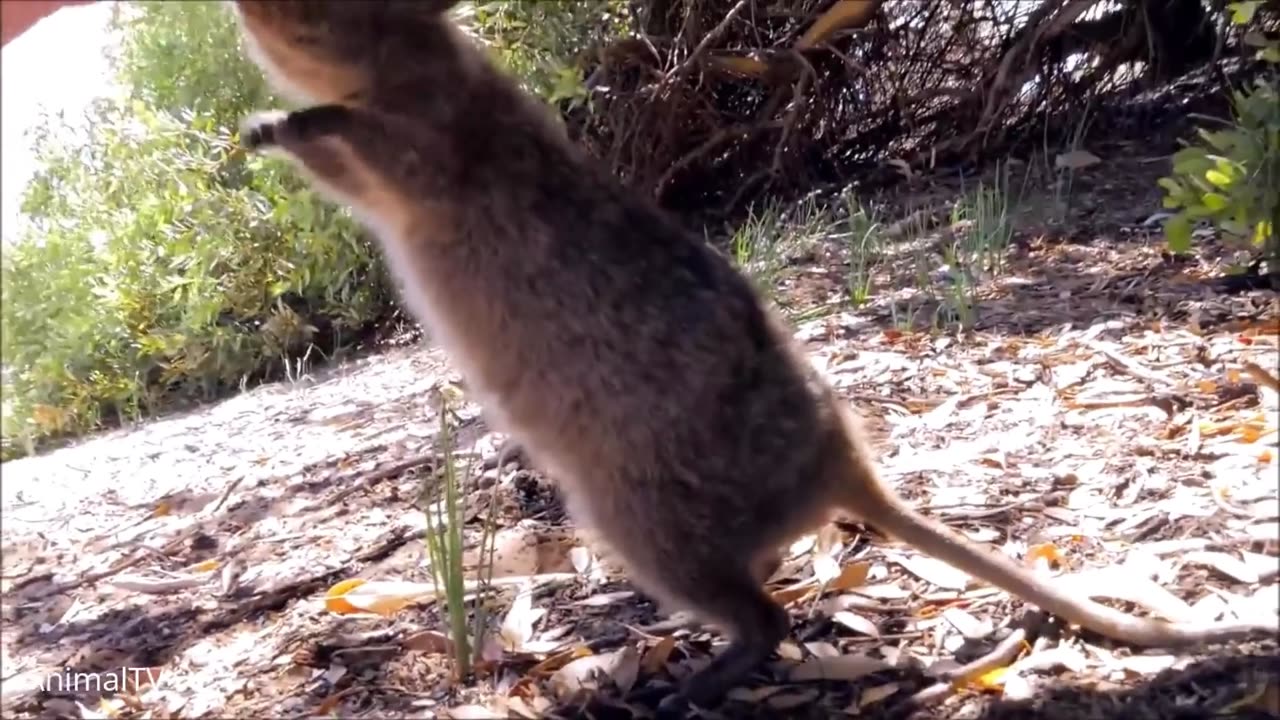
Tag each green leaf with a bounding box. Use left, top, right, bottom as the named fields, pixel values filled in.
left=1164, top=214, right=1193, bottom=254
left=1229, top=1, right=1261, bottom=25
left=1205, top=169, right=1233, bottom=187
left=1253, top=220, right=1273, bottom=247
left=1201, top=192, right=1229, bottom=211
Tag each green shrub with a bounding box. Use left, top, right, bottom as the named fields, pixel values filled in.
left=1159, top=2, right=1279, bottom=262
left=1, top=2, right=391, bottom=459
left=460, top=1, right=628, bottom=106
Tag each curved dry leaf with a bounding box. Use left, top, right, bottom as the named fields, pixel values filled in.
left=642, top=635, right=677, bottom=674
left=110, top=575, right=210, bottom=594
left=1054, top=150, right=1102, bottom=170
left=795, top=0, right=879, bottom=49
left=528, top=644, right=592, bottom=676
left=1184, top=551, right=1259, bottom=584
left=1245, top=522, right=1280, bottom=541
left=771, top=582, right=818, bottom=606
left=941, top=606, right=992, bottom=639
left=972, top=666, right=1010, bottom=691
left=776, top=640, right=805, bottom=662
left=569, top=546, right=596, bottom=575
left=803, top=641, right=841, bottom=659
left=324, top=579, right=435, bottom=616
left=767, top=688, right=822, bottom=709
left=832, top=610, right=880, bottom=639
left=504, top=695, right=546, bottom=720
left=1001, top=672, right=1035, bottom=701
left=1072, top=570, right=1197, bottom=622
left=500, top=586, right=546, bottom=652
left=705, top=53, right=771, bottom=78
left=851, top=582, right=912, bottom=600
left=550, top=646, right=641, bottom=697
left=828, top=561, right=872, bottom=590
left=445, top=704, right=505, bottom=719
left=1009, top=646, right=1088, bottom=675
left=403, top=629, right=454, bottom=655
left=789, top=654, right=890, bottom=682
left=895, top=555, right=972, bottom=591
left=1114, top=654, right=1180, bottom=677
left=789, top=534, right=818, bottom=558
left=813, top=554, right=842, bottom=585
left=854, top=682, right=901, bottom=709
left=571, top=591, right=635, bottom=607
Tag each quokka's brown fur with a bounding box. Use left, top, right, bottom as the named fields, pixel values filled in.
left=228, top=0, right=1276, bottom=713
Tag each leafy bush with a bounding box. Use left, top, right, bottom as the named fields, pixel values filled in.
left=1, top=2, right=392, bottom=459
left=460, top=1, right=628, bottom=106
left=1159, top=2, right=1279, bottom=262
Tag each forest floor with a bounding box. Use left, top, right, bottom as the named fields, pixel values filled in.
left=2, top=150, right=1278, bottom=720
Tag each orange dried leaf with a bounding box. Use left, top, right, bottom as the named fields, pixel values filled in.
left=796, top=0, right=880, bottom=49
left=829, top=561, right=871, bottom=590
left=1228, top=368, right=1243, bottom=383
left=1198, top=379, right=1218, bottom=393
left=642, top=635, right=677, bottom=674
left=1259, top=449, right=1274, bottom=464
left=706, top=53, right=771, bottom=78
left=189, top=559, right=220, bottom=573
left=403, top=629, right=454, bottom=655
left=529, top=644, right=593, bottom=676
left=1026, top=542, right=1063, bottom=566
left=771, top=583, right=818, bottom=606
left=1233, top=420, right=1264, bottom=443
left=971, top=666, right=1010, bottom=691
left=324, top=578, right=368, bottom=615
left=152, top=501, right=172, bottom=518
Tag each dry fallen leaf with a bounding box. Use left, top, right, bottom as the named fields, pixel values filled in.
left=324, top=579, right=433, bottom=616
left=550, top=646, right=641, bottom=697
left=813, top=554, right=842, bottom=585
left=445, top=704, right=505, bottom=719
left=971, top=665, right=1010, bottom=691
left=789, top=654, right=890, bottom=682
left=528, top=644, right=593, bottom=677
left=794, top=0, right=879, bottom=49
left=854, top=682, right=901, bottom=709
left=895, top=554, right=972, bottom=591
left=832, top=610, right=880, bottom=638
left=1054, top=150, right=1102, bottom=170
left=828, top=561, right=872, bottom=590
left=803, top=641, right=841, bottom=658
left=1184, top=551, right=1260, bottom=584
left=767, top=688, right=823, bottom=709
left=500, top=585, right=546, bottom=652
left=705, top=53, right=771, bottom=78
left=642, top=635, right=677, bottom=675
left=940, top=606, right=992, bottom=639
left=1026, top=542, right=1062, bottom=568
left=403, top=629, right=454, bottom=655
left=571, top=591, right=635, bottom=607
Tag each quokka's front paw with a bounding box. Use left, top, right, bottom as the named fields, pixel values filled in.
left=239, top=110, right=290, bottom=151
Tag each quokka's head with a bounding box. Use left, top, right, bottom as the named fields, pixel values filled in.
left=228, top=0, right=463, bottom=106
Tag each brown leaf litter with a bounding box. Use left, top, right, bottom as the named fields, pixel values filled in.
left=2, top=182, right=1277, bottom=720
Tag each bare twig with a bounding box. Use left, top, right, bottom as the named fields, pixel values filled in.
left=664, top=0, right=751, bottom=82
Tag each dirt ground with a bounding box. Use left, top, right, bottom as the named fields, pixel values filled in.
left=2, top=158, right=1277, bottom=720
